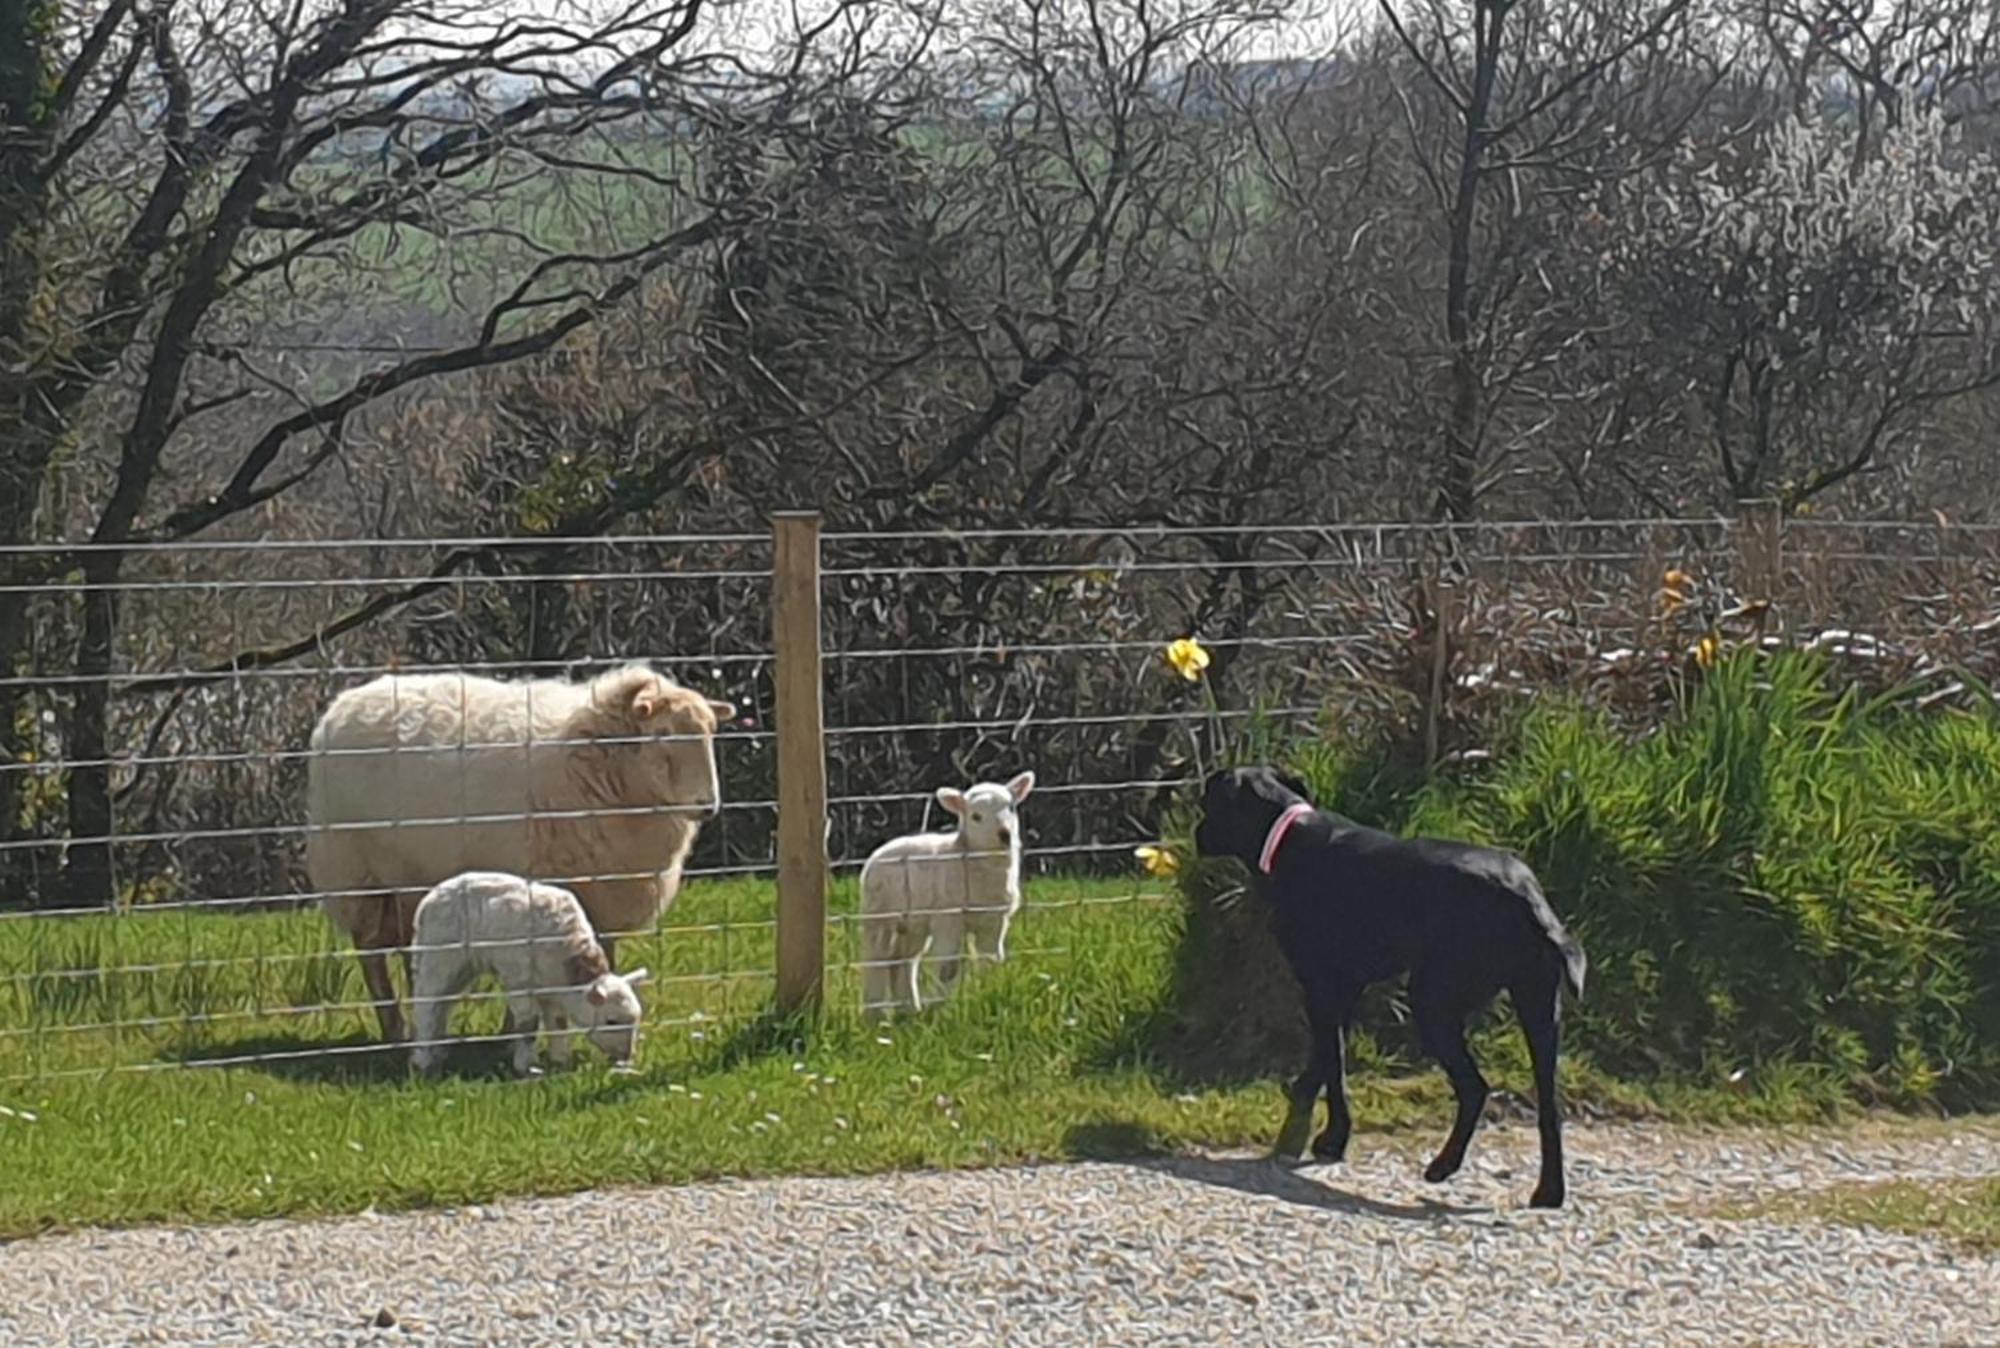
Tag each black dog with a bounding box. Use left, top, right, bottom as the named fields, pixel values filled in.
left=1194, top=766, right=1588, bottom=1208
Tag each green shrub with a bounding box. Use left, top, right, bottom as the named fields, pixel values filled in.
left=1168, top=651, right=2000, bottom=1106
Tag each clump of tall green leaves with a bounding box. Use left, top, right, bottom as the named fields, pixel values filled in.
left=1282, top=652, right=2000, bottom=1104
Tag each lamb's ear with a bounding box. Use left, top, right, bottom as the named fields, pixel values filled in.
left=936, top=787, right=967, bottom=817
left=587, top=978, right=610, bottom=1006
left=623, top=966, right=651, bottom=987
left=706, top=699, right=737, bottom=722
left=1007, top=771, right=1036, bottom=804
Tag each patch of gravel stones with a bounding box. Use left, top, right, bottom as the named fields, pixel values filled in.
left=2, top=1119, right=1996, bottom=1346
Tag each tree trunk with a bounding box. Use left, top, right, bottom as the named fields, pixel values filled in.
left=1436, top=0, right=1509, bottom=523
left=62, top=559, right=120, bottom=907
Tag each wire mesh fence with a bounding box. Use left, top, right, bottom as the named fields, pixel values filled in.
left=2, top=512, right=1996, bottom=1080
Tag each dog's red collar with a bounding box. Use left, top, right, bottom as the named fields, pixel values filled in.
left=1258, top=802, right=1315, bottom=875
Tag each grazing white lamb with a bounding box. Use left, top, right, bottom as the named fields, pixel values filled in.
left=859, top=772, right=1035, bottom=1015
left=306, top=662, right=733, bottom=1042
left=408, top=871, right=651, bottom=1078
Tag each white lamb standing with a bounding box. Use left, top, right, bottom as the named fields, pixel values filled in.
left=408, top=871, right=651, bottom=1078
left=859, top=772, right=1035, bottom=1015
left=305, top=662, right=733, bottom=1042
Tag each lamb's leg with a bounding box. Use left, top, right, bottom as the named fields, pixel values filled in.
left=408, top=960, right=457, bottom=1079
left=903, top=930, right=932, bottom=1014
left=966, top=904, right=1012, bottom=971
left=926, top=910, right=968, bottom=1005
left=506, top=994, right=543, bottom=1078
left=980, top=895, right=1019, bottom=963
left=544, top=1000, right=576, bottom=1069
left=860, top=911, right=899, bottom=1018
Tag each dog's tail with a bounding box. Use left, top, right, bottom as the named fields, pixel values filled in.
left=1556, top=931, right=1587, bottom=1002
left=1514, top=860, right=1587, bottom=1001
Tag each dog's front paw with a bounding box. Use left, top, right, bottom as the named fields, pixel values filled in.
left=1422, top=1155, right=1462, bottom=1184
left=1528, top=1182, right=1566, bottom=1210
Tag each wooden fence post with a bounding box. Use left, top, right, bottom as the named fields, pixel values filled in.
left=1735, top=497, right=1784, bottom=605
left=772, top=512, right=827, bottom=1015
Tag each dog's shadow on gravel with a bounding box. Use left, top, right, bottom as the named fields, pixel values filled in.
left=1065, top=1122, right=1488, bottom=1223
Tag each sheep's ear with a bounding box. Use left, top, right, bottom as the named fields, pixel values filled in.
left=706, top=699, right=737, bottom=722
left=630, top=682, right=664, bottom=721
left=623, top=966, right=651, bottom=987
left=1007, top=771, right=1036, bottom=804
left=587, top=978, right=610, bottom=1006
left=936, top=787, right=967, bottom=817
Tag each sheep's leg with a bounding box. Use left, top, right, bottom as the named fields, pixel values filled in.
left=506, top=995, right=543, bottom=1078
left=357, top=946, right=406, bottom=1044
left=577, top=873, right=661, bottom=973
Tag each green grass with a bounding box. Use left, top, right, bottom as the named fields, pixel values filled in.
left=0, top=875, right=1265, bottom=1235
left=0, top=870, right=1871, bottom=1239
left=5, top=653, right=1996, bottom=1237
left=1722, top=1177, right=2000, bottom=1252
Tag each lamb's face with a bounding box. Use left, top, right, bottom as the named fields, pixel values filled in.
left=629, top=676, right=736, bottom=817
left=938, top=771, right=1035, bottom=859
left=583, top=968, right=648, bottom=1067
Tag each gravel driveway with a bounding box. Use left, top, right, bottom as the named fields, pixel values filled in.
left=4, top=1118, right=1996, bottom=1346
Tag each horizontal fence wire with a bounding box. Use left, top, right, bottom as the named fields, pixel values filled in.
left=1, top=516, right=1994, bottom=1078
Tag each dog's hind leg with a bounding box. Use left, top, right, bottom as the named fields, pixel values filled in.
left=1275, top=982, right=1359, bottom=1164
left=1514, top=969, right=1568, bottom=1209
left=1414, top=982, right=1490, bottom=1185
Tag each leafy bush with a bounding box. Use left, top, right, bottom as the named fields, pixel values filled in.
left=1169, top=652, right=2000, bottom=1106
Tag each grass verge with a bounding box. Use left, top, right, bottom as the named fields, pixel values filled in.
left=1719, top=1178, right=2000, bottom=1252
left=0, top=872, right=1923, bottom=1239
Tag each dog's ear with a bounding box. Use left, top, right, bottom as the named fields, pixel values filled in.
left=1275, top=768, right=1314, bottom=802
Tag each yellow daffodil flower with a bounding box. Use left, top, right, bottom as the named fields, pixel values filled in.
left=1134, top=844, right=1181, bottom=877
left=1661, top=566, right=1692, bottom=614
left=1164, top=637, right=1210, bottom=682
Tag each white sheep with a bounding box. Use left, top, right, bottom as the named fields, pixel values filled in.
left=858, top=772, right=1035, bottom=1015
left=305, top=662, right=733, bottom=1042
left=408, top=871, right=651, bottom=1078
